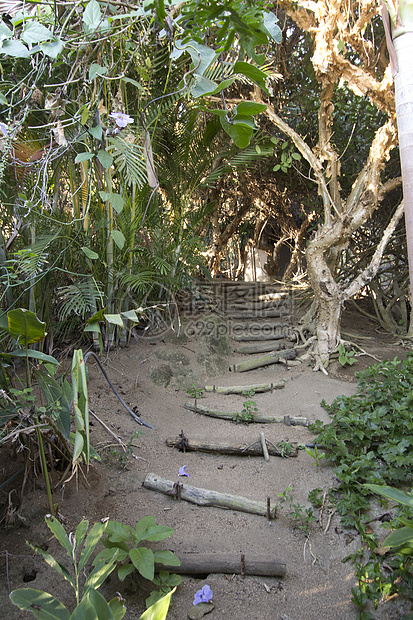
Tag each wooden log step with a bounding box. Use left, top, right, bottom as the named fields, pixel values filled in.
left=226, top=299, right=291, bottom=310
left=143, top=472, right=277, bottom=519
left=165, top=436, right=299, bottom=457
left=204, top=381, right=286, bottom=394
left=156, top=553, right=286, bottom=577
left=226, top=308, right=291, bottom=319
left=234, top=341, right=286, bottom=354
left=233, top=348, right=296, bottom=372
left=184, top=402, right=308, bottom=426
left=231, top=328, right=291, bottom=342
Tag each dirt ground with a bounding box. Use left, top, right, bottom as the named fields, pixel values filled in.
left=0, top=300, right=411, bottom=620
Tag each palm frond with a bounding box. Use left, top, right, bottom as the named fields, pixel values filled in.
left=108, top=137, right=147, bottom=187
left=57, top=278, right=104, bottom=320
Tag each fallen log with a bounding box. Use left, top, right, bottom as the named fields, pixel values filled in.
left=204, top=382, right=286, bottom=394
left=184, top=402, right=308, bottom=426
left=234, top=341, right=285, bottom=354
left=143, top=473, right=277, bottom=519
left=165, top=436, right=299, bottom=457
left=155, top=552, right=286, bottom=577
left=233, top=348, right=296, bottom=372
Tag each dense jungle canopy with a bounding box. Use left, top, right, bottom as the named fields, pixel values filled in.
left=0, top=0, right=410, bottom=369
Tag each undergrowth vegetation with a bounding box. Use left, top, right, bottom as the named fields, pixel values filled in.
left=310, top=353, right=413, bottom=618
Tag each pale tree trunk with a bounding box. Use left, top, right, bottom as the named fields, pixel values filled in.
left=386, top=5, right=413, bottom=334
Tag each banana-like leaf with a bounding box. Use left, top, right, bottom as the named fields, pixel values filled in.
left=9, top=588, right=70, bottom=619
left=365, top=484, right=413, bottom=508
left=7, top=308, right=46, bottom=345
left=138, top=587, right=176, bottom=620
left=384, top=525, right=413, bottom=549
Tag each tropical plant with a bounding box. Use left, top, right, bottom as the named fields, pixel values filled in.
left=94, top=516, right=182, bottom=607
left=9, top=515, right=176, bottom=619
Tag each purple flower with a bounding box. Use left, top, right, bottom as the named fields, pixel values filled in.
left=109, top=112, right=134, bottom=128
left=0, top=122, right=8, bottom=137
left=193, top=584, right=213, bottom=605
left=178, top=465, right=189, bottom=477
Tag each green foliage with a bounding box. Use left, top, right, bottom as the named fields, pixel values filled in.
left=9, top=515, right=175, bottom=619
left=337, top=343, right=356, bottom=366
left=232, top=389, right=257, bottom=423
left=310, top=353, right=413, bottom=614
left=365, top=485, right=413, bottom=554
left=10, top=515, right=125, bottom=619
left=277, top=486, right=316, bottom=535
left=305, top=444, right=326, bottom=472
left=272, top=138, right=302, bottom=173
left=187, top=384, right=204, bottom=400
left=94, top=516, right=182, bottom=607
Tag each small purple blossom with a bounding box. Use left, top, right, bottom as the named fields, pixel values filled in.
left=193, top=584, right=213, bottom=605
left=0, top=122, right=8, bottom=137
left=178, top=465, right=189, bottom=477
left=109, top=112, right=134, bottom=128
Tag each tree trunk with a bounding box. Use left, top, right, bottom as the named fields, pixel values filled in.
left=393, top=29, right=413, bottom=318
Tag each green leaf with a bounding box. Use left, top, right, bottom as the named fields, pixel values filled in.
left=72, top=430, right=84, bottom=462
left=10, top=588, right=70, bottom=619
left=99, top=191, right=111, bottom=202
left=105, top=521, right=132, bottom=543
left=0, top=39, right=30, bottom=58
left=75, top=152, right=95, bottom=163
left=234, top=101, right=267, bottom=116
left=138, top=588, right=175, bottom=620
left=78, top=521, right=107, bottom=572
left=7, top=309, right=46, bottom=345
left=220, top=117, right=254, bottom=148
left=89, top=64, right=108, bottom=81
left=8, top=349, right=59, bottom=365
left=121, top=77, right=145, bottom=92
left=74, top=519, right=89, bottom=554
left=83, top=553, right=119, bottom=595
left=384, top=525, right=413, bottom=548
left=118, top=563, right=135, bottom=581
left=29, top=544, right=75, bottom=589
left=108, top=595, right=127, bottom=620
left=153, top=550, right=180, bottom=566
left=45, top=516, right=73, bottom=556
left=39, top=38, right=65, bottom=59
left=104, top=314, right=124, bottom=327
left=21, top=21, right=53, bottom=44
left=110, top=193, right=124, bottom=213
left=0, top=21, right=12, bottom=38
left=97, top=150, right=113, bottom=169
left=83, top=0, right=102, bottom=33
left=365, top=484, right=413, bottom=508
left=111, top=230, right=125, bottom=250
left=89, top=125, right=103, bottom=140
left=81, top=246, right=99, bottom=260
left=172, top=40, right=216, bottom=76
left=121, top=310, right=140, bottom=323
left=134, top=517, right=174, bottom=542
left=190, top=74, right=218, bottom=98
left=129, top=547, right=155, bottom=581
left=233, top=61, right=268, bottom=93
left=0, top=92, right=7, bottom=104
left=263, top=12, right=282, bottom=44
left=80, top=589, right=115, bottom=620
